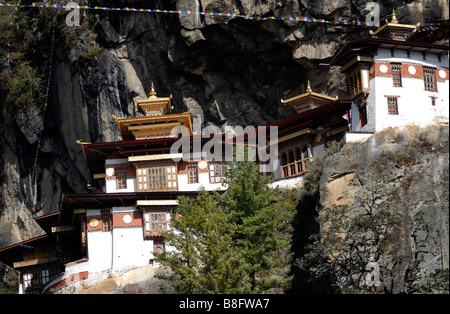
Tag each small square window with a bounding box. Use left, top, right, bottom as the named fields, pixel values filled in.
left=116, top=177, right=127, bottom=189
left=360, top=105, right=368, bottom=127
left=209, top=163, right=223, bottom=183
left=387, top=96, right=399, bottom=115
left=431, top=97, right=437, bottom=106
left=187, top=163, right=198, bottom=184
left=423, top=67, right=437, bottom=92
left=391, top=63, right=402, bottom=87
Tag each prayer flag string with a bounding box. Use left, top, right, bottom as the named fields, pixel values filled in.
left=0, top=237, right=52, bottom=253
left=0, top=2, right=378, bottom=27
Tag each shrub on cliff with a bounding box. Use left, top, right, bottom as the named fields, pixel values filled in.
left=5, top=61, right=45, bottom=111
left=296, top=167, right=402, bottom=293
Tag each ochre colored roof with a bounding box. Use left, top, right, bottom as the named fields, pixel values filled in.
left=133, top=82, right=173, bottom=115
left=113, top=111, right=193, bottom=140
left=281, top=81, right=337, bottom=113
left=369, top=9, right=418, bottom=38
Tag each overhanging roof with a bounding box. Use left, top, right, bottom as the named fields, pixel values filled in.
left=136, top=200, right=180, bottom=207
left=0, top=235, right=51, bottom=268
left=269, top=99, right=352, bottom=136
left=330, top=37, right=449, bottom=66
left=81, top=135, right=218, bottom=175
left=128, top=153, right=183, bottom=163
left=113, top=111, right=192, bottom=140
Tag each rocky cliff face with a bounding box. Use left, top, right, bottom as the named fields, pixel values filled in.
left=319, top=123, right=449, bottom=293
left=0, top=0, right=449, bottom=290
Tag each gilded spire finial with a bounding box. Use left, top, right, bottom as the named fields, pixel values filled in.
left=306, top=80, right=312, bottom=93
left=150, top=82, right=157, bottom=97
left=391, top=9, right=398, bottom=24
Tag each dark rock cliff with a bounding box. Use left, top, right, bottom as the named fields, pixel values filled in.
left=0, top=0, right=448, bottom=291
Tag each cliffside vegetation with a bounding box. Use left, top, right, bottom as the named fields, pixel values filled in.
left=294, top=124, right=449, bottom=294
left=0, top=280, right=16, bottom=294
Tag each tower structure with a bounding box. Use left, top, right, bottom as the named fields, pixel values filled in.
left=330, top=10, right=449, bottom=133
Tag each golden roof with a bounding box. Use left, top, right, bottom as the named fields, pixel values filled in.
left=113, top=83, right=194, bottom=140
left=113, top=111, right=193, bottom=140
left=370, top=9, right=418, bottom=37
left=281, top=81, right=337, bottom=113
left=134, top=83, right=173, bottom=116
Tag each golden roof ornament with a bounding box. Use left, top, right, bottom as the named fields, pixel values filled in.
left=149, top=82, right=157, bottom=97
left=281, top=80, right=337, bottom=113
left=370, top=8, right=416, bottom=38
left=306, top=81, right=312, bottom=93
left=391, top=9, right=398, bottom=24
left=76, top=139, right=92, bottom=145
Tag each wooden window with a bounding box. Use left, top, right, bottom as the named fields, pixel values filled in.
left=423, top=67, right=437, bottom=91
left=23, top=271, right=41, bottom=294
left=187, top=163, right=198, bottom=184
left=391, top=63, right=402, bottom=87
left=387, top=96, right=399, bottom=115
left=150, top=213, right=167, bottom=232
left=23, top=267, right=61, bottom=294
left=349, top=70, right=362, bottom=96
left=431, top=97, right=437, bottom=106
left=102, top=214, right=111, bottom=232
left=302, top=147, right=310, bottom=173
left=136, top=165, right=178, bottom=192
left=143, top=211, right=168, bottom=238
left=114, top=168, right=127, bottom=189
left=360, top=105, right=368, bottom=128
left=281, top=153, right=288, bottom=178
left=116, top=177, right=127, bottom=190
left=295, top=148, right=303, bottom=174
left=41, top=270, right=50, bottom=285
left=209, top=162, right=223, bottom=183
left=288, top=151, right=296, bottom=176
left=23, top=273, right=32, bottom=290
left=281, top=147, right=310, bottom=178
left=153, top=240, right=165, bottom=255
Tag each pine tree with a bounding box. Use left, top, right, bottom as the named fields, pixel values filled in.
left=157, top=160, right=295, bottom=294
left=221, top=160, right=295, bottom=293
left=157, top=190, right=249, bottom=294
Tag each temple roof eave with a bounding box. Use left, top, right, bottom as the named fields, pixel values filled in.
left=113, top=111, right=193, bottom=140
left=370, top=22, right=417, bottom=37
left=281, top=91, right=337, bottom=104
left=330, top=37, right=449, bottom=66
left=113, top=111, right=191, bottom=123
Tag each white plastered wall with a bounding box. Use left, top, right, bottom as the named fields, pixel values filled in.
left=177, top=172, right=226, bottom=192
left=373, top=48, right=449, bottom=132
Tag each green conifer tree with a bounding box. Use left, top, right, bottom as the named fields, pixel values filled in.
left=221, top=160, right=294, bottom=293
left=157, top=190, right=248, bottom=294
left=157, top=160, right=295, bottom=294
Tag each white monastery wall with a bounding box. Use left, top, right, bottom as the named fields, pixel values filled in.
left=373, top=49, right=449, bottom=132
left=104, top=158, right=227, bottom=193
left=105, top=178, right=137, bottom=193
left=352, top=49, right=449, bottom=133
left=177, top=171, right=225, bottom=192
left=86, top=230, right=113, bottom=272
left=85, top=209, right=113, bottom=272
left=110, top=207, right=152, bottom=274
